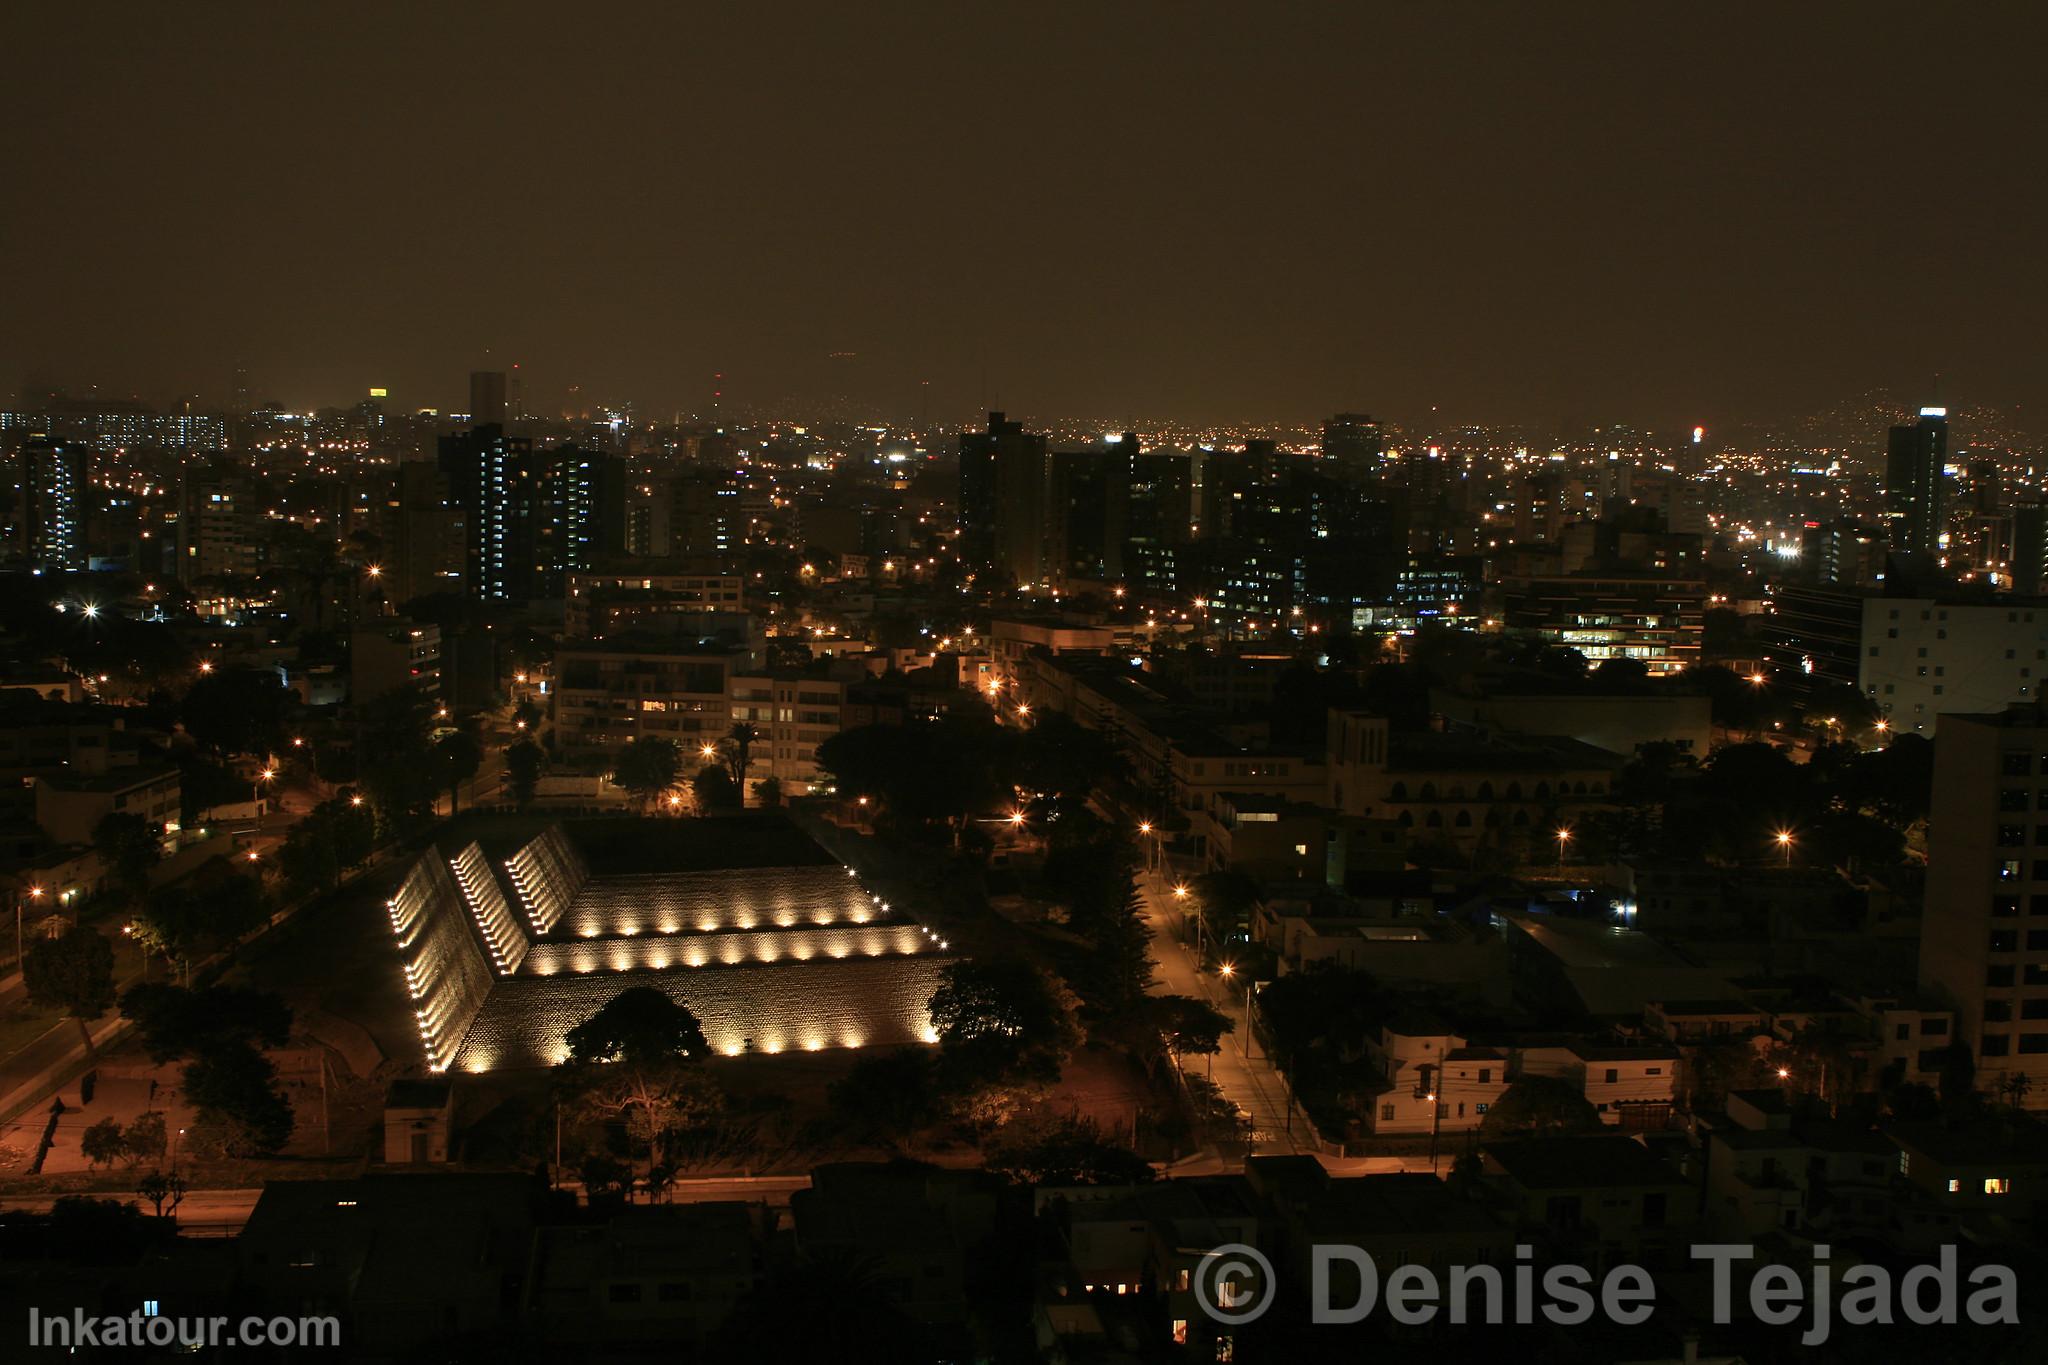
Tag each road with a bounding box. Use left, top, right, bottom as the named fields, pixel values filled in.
left=0, top=1173, right=815, bottom=1236
left=1138, top=868, right=1309, bottom=1157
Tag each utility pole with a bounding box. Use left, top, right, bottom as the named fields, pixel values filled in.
left=1427, top=1072, right=1444, bottom=1176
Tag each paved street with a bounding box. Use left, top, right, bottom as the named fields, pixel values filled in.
left=0, top=1172, right=816, bottom=1235
left=1138, top=869, right=1310, bottom=1157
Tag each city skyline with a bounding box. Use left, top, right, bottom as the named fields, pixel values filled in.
left=5, top=5, right=2045, bottom=426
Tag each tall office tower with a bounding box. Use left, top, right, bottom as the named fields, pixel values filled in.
left=2012, top=503, right=2048, bottom=595
left=1320, top=412, right=1385, bottom=482
left=469, top=371, right=508, bottom=427
left=1921, top=706, right=2048, bottom=1108
left=438, top=425, right=623, bottom=602
left=14, top=437, right=86, bottom=571
left=1885, top=406, right=1950, bottom=558
left=956, top=411, right=1049, bottom=585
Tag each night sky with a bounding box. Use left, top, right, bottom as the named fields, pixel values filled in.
left=4, top=4, right=2043, bottom=428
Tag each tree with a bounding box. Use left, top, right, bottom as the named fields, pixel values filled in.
left=929, top=959, right=1078, bottom=1088
left=276, top=816, right=341, bottom=898
left=92, top=812, right=160, bottom=906
left=1154, top=995, right=1234, bottom=1071
left=24, top=925, right=115, bottom=1052
left=827, top=1047, right=941, bottom=1149
left=721, top=722, right=760, bottom=801
left=690, top=763, right=741, bottom=813
left=562, top=987, right=718, bottom=1188
left=1478, top=1076, right=1602, bottom=1140
left=123, top=1112, right=167, bottom=1167
left=754, top=776, right=783, bottom=808
left=80, top=1118, right=127, bottom=1169
left=1888, top=1083, right=1941, bottom=1123
left=983, top=1113, right=1156, bottom=1185
left=1937, top=1042, right=1978, bottom=1114
left=1083, top=877, right=1156, bottom=1015
left=357, top=685, right=439, bottom=830
left=610, top=736, right=680, bottom=811
left=136, top=1168, right=187, bottom=1218
left=504, top=738, right=544, bottom=812
left=133, top=872, right=270, bottom=975
left=432, top=725, right=483, bottom=813
left=180, top=668, right=288, bottom=758
left=120, top=983, right=292, bottom=1063
left=182, top=1040, right=294, bottom=1156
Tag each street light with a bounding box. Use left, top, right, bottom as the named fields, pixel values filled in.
left=1775, top=829, right=1794, bottom=866
left=16, top=884, right=42, bottom=969
left=699, top=743, right=718, bottom=760
left=1555, top=826, right=1572, bottom=871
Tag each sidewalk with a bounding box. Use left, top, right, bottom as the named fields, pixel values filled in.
left=1138, top=870, right=1310, bottom=1156
left=0, top=842, right=407, bottom=1129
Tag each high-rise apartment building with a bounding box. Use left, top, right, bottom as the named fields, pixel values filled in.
left=957, top=411, right=1050, bottom=585
left=1861, top=596, right=2048, bottom=735
left=438, top=425, right=623, bottom=603
left=1921, top=705, right=2048, bottom=1108
left=13, top=437, right=86, bottom=571
left=1885, top=407, right=1950, bottom=559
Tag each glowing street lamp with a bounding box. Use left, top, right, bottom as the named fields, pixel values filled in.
left=699, top=743, right=718, bottom=760
left=1775, top=829, right=1794, bottom=866
left=1555, top=826, right=1572, bottom=870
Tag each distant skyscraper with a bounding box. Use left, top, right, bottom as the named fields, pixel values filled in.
left=1320, top=412, right=1385, bottom=482
left=13, top=437, right=86, bottom=572
left=469, top=371, right=508, bottom=427
left=957, top=412, right=1049, bottom=585
left=1885, top=407, right=1950, bottom=558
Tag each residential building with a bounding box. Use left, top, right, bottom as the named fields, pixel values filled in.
left=352, top=619, right=441, bottom=703
left=1482, top=1135, right=1697, bottom=1268
left=1324, top=708, right=1623, bottom=852
left=565, top=564, right=746, bottom=639
left=552, top=638, right=757, bottom=758
left=957, top=411, right=1050, bottom=585
left=1920, top=705, right=2048, bottom=1106
left=11, top=437, right=87, bottom=571
left=1861, top=595, right=2048, bottom=735
left=34, top=765, right=180, bottom=846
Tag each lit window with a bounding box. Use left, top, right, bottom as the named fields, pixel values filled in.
left=1948, top=1179, right=1961, bottom=1193
left=1985, top=1178, right=2011, bottom=1195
